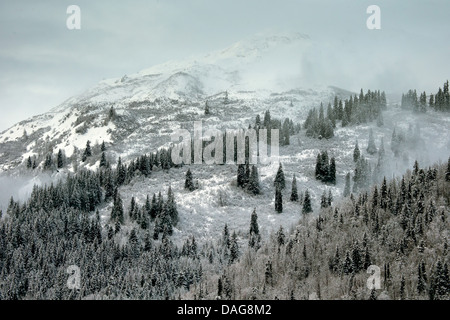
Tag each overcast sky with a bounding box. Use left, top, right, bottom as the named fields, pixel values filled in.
left=0, top=0, right=449, bottom=131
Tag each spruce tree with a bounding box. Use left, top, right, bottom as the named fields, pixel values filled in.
left=320, top=191, right=328, bottom=208
left=400, top=275, right=406, bottom=300
left=276, top=226, right=285, bottom=246
left=366, top=129, right=377, bottom=155
left=116, top=157, right=126, bottom=186
left=328, top=157, right=336, bottom=184
left=274, top=163, right=286, bottom=190
left=184, top=168, right=195, bottom=191
left=57, top=149, right=64, bottom=169
left=302, top=190, right=313, bottom=214
left=111, top=192, right=124, bottom=224
left=248, top=208, right=261, bottom=249
left=229, top=231, right=239, bottom=264
left=327, top=189, right=333, bottom=206
left=82, top=140, right=92, bottom=162
left=26, top=156, right=32, bottom=169
left=166, top=186, right=178, bottom=225
left=290, top=175, right=299, bottom=202
left=353, top=141, right=360, bottom=162
left=446, top=157, right=450, bottom=181
left=237, top=164, right=245, bottom=187
left=145, top=194, right=152, bottom=217
left=247, top=165, right=260, bottom=195
left=344, top=172, right=351, bottom=197
left=275, top=187, right=283, bottom=213
left=100, top=152, right=107, bottom=168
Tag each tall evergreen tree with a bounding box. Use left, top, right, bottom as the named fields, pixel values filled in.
left=237, top=164, right=245, bottom=187
left=26, top=156, right=32, bottom=169
left=274, top=163, right=286, bottom=190
left=229, top=231, right=239, bottom=264
left=328, top=157, right=336, bottom=184
left=353, top=141, right=361, bottom=162
left=290, top=175, right=299, bottom=202
left=247, top=165, right=260, bottom=195
left=57, top=149, right=64, bottom=169
left=248, top=209, right=261, bottom=249
left=111, top=191, right=124, bottom=224
left=166, top=186, right=178, bottom=225
left=275, top=187, right=283, bottom=213
left=366, top=129, right=377, bottom=155
left=100, top=152, right=107, bottom=168
left=344, top=172, right=351, bottom=197
left=302, top=190, right=313, bottom=214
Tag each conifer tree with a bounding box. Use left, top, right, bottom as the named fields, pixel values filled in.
left=320, top=190, right=328, bottom=208
left=446, top=157, right=450, bottom=181
left=184, top=168, right=195, bottom=191
left=247, top=165, right=260, bottom=195
left=166, top=186, right=178, bottom=225
left=366, top=129, right=377, bottom=155
left=353, top=141, right=360, bottom=162
left=57, top=149, right=64, bottom=169
left=276, top=226, right=285, bottom=246
left=27, top=156, right=32, bottom=169
left=229, top=231, right=239, bottom=264
left=116, top=157, right=126, bottom=186
left=328, top=157, right=336, bottom=184
left=100, top=152, right=107, bottom=168
left=237, top=164, right=245, bottom=187
left=274, top=163, right=285, bottom=190
left=248, top=209, right=261, bottom=249
left=290, top=175, right=299, bottom=202
left=111, top=191, right=124, bottom=224
left=344, top=172, right=351, bottom=197
left=302, top=190, right=313, bottom=214
left=145, top=194, right=152, bottom=217
left=275, top=187, right=283, bottom=213
left=400, top=275, right=406, bottom=300
left=222, top=224, right=230, bottom=249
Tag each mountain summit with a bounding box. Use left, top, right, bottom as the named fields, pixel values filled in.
left=0, top=32, right=341, bottom=173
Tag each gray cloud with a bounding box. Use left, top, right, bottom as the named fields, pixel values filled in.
left=0, top=0, right=449, bottom=130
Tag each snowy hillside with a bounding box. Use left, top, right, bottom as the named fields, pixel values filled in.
left=0, top=32, right=340, bottom=173
left=0, top=32, right=449, bottom=245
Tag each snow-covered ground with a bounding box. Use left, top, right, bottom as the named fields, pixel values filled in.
left=0, top=32, right=449, bottom=247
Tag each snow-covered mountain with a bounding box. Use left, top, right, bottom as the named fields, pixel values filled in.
left=0, top=32, right=348, bottom=172
left=1, top=31, right=448, bottom=244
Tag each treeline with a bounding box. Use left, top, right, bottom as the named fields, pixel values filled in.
left=187, top=158, right=449, bottom=300
left=25, top=139, right=177, bottom=173
left=304, top=89, right=387, bottom=139
left=402, top=80, right=450, bottom=112
left=251, top=110, right=301, bottom=146
left=0, top=203, right=202, bottom=299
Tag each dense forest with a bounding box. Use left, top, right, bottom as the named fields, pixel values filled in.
left=0, top=85, right=448, bottom=300
left=1, top=154, right=448, bottom=299
left=186, top=159, right=450, bottom=300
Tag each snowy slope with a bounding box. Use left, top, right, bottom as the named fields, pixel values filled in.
left=0, top=32, right=340, bottom=173
left=1, top=31, right=449, bottom=244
